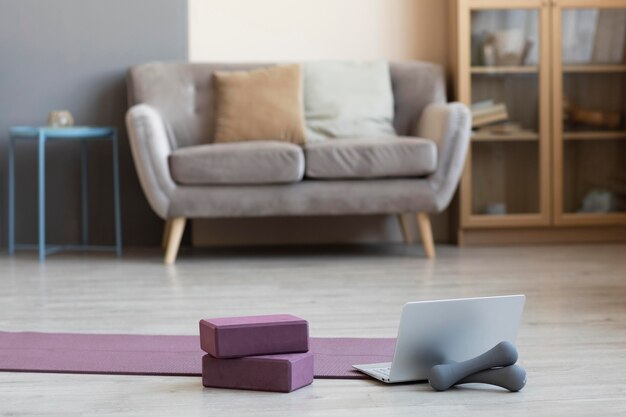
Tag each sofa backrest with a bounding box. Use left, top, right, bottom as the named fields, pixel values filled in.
left=127, top=61, right=446, bottom=149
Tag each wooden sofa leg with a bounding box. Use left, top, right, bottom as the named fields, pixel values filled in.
left=396, top=213, right=413, bottom=246
left=416, top=212, right=435, bottom=259
left=162, top=219, right=172, bottom=250
left=164, top=217, right=186, bottom=265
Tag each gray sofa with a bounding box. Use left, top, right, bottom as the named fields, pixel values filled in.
left=125, top=61, right=471, bottom=264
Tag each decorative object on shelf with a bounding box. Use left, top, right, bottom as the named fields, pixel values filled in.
left=578, top=189, right=618, bottom=213
left=492, top=29, right=531, bottom=66
left=47, top=110, right=74, bottom=127
left=563, top=97, right=622, bottom=129
left=471, top=9, right=539, bottom=67
left=485, top=202, right=507, bottom=216
left=474, top=30, right=534, bottom=66
left=571, top=107, right=622, bottom=129
left=482, top=41, right=496, bottom=66
left=472, top=30, right=494, bottom=66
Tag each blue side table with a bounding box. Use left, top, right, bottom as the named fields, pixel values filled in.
left=8, top=126, right=122, bottom=261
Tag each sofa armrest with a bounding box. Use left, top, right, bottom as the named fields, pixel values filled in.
left=125, top=104, right=177, bottom=219
left=417, top=102, right=471, bottom=212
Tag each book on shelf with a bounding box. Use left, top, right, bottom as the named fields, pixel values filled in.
left=473, top=112, right=509, bottom=127
left=472, top=102, right=506, bottom=117
left=471, top=100, right=509, bottom=127
left=475, top=123, right=530, bottom=136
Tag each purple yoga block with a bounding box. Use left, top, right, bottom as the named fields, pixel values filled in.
left=199, top=314, right=309, bottom=358
left=202, top=351, right=314, bottom=393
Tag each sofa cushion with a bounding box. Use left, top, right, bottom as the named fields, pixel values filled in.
left=212, top=64, right=307, bottom=145
left=303, top=61, right=396, bottom=142
left=304, top=137, right=437, bottom=179
left=169, top=141, right=305, bottom=185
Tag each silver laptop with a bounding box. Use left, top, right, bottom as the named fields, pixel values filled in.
left=353, top=295, right=525, bottom=383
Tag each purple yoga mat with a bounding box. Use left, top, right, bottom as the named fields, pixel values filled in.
left=0, top=331, right=395, bottom=379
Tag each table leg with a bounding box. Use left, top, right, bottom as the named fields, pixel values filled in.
left=38, top=131, right=46, bottom=262
left=81, top=140, right=89, bottom=245
left=112, top=130, right=122, bottom=257
left=8, top=136, right=15, bottom=255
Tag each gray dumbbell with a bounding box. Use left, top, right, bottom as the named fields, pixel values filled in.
left=456, top=364, right=527, bottom=392
left=428, top=341, right=519, bottom=391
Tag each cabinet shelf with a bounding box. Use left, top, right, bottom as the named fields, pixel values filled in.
left=563, top=131, right=626, bottom=140
left=471, top=66, right=538, bottom=75
left=472, top=131, right=539, bottom=142
left=563, top=64, right=626, bottom=73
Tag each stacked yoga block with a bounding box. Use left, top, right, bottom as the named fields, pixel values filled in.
left=199, top=314, right=313, bottom=393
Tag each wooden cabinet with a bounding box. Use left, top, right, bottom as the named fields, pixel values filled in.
left=451, top=0, right=626, bottom=244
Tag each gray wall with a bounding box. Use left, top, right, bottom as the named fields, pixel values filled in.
left=0, top=0, right=187, bottom=247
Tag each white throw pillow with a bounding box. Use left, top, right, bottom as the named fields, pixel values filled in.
left=303, top=60, right=397, bottom=142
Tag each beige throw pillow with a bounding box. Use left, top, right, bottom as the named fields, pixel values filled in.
left=213, top=64, right=306, bottom=145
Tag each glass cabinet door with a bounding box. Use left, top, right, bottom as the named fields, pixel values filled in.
left=554, top=5, right=626, bottom=225
left=463, top=5, right=550, bottom=226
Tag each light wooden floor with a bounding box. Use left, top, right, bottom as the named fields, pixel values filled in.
left=1, top=244, right=625, bottom=416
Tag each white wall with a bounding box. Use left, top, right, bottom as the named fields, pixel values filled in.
left=189, top=0, right=448, bottom=65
